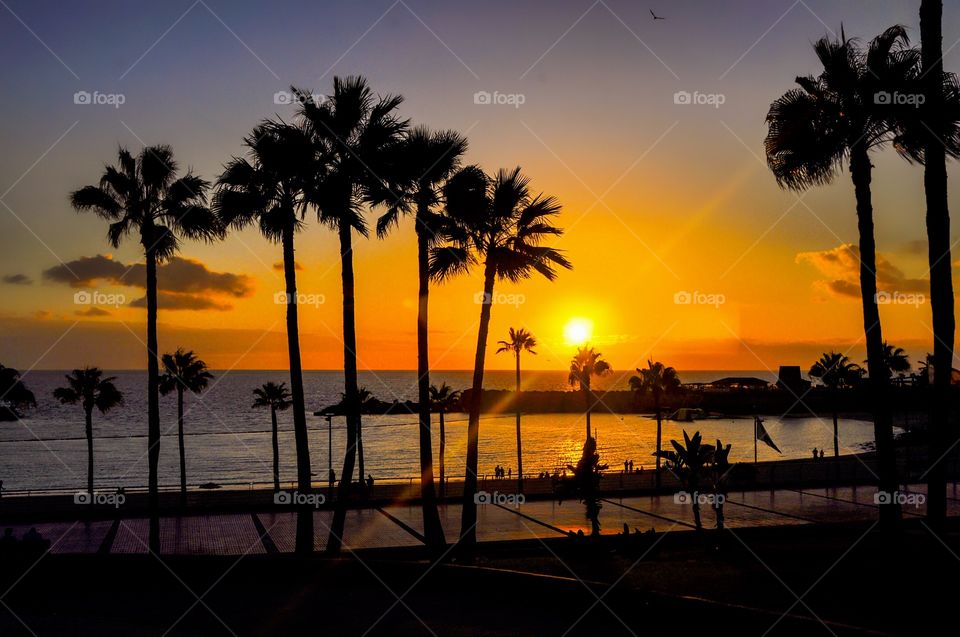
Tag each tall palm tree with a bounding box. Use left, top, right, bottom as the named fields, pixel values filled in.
left=295, top=77, right=407, bottom=555
left=53, top=368, right=123, bottom=502
left=159, top=348, right=212, bottom=506
left=71, top=145, right=220, bottom=551
left=809, top=352, right=861, bottom=458
left=629, top=360, right=681, bottom=489
left=429, top=383, right=461, bottom=497
left=764, top=27, right=913, bottom=526
left=373, top=125, right=467, bottom=553
left=213, top=120, right=317, bottom=554
left=919, top=0, right=957, bottom=524
left=568, top=347, right=611, bottom=440
left=437, top=165, right=572, bottom=550
left=496, top=327, right=537, bottom=491
left=253, top=382, right=292, bottom=492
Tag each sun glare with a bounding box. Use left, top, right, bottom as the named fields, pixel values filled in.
left=563, top=317, right=593, bottom=346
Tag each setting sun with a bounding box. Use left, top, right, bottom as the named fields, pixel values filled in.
left=563, top=317, right=593, bottom=346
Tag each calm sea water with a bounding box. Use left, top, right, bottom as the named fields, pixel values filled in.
left=0, top=370, right=881, bottom=493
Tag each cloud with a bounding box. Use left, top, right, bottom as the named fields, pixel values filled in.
left=797, top=244, right=928, bottom=299
left=273, top=261, right=304, bottom=272
left=75, top=307, right=111, bottom=317
left=34, top=310, right=52, bottom=319
left=901, top=239, right=927, bottom=255
left=43, top=255, right=254, bottom=296
left=129, top=292, right=232, bottom=311
left=2, top=273, right=32, bottom=285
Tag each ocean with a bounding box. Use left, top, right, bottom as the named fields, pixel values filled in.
left=0, top=370, right=881, bottom=493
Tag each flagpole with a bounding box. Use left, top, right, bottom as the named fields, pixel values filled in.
left=754, top=415, right=758, bottom=464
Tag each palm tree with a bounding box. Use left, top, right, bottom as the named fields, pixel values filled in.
left=295, top=77, right=407, bottom=555
left=159, top=348, right=212, bottom=505
left=629, top=360, right=681, bottom=489
left=568, top=347, right=612, bottom=439
left=655, top=430, right=713, bottom=531
left=0, top=364, right=36, bottom=420
left=877, top=342, right=911, bottom=378
left=253, top=382, right=292, bottom=492
left=496, top=327, right=537, bottom=491
left=71, top=145, right=220, bottom=551
left=429, top=383, right=461, bottom=497
left=53, top=368, right=123, bottom=502
left=764, top=27, right=913, bottom=526
left=809, top=352, right=861, bottom=458
left=213, top=120, right=317, bottom=554
left=437, top=165, right=572, bottom=550
left=373, top=125, right=467, bottom=553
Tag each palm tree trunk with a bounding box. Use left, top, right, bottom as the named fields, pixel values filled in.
left=833, top=408, right=840, bottom=458
left=654, top=397, right=663, bottom=490
left=177, top=387, right=186, bottom=507
left=460, top=261, right=496, bottom=550
left=145, top=246, right=161, bottom=553
left=271, top=406, right=280, bottom=491
left=281, top=224, right=313, bottom=555
left=692, top=502, right=702, bottom=530
left=85, top=408, right=94, bottom=504
left=416, top=222, right=445, bottom=553
left=329, top=222, right=361, bottom=555
left=515, top=351, right=523, bottom=492
left=850, top=143, right=901, bottom=528
left=921, top=0, right=954, bottom=524
left=439, top=410, right=446, bottom=497
left=584, top=380, right=592, bottom=439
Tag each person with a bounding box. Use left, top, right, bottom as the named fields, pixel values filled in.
left=819, top=449, right=825, bottom=459
left=624, top=460, right=629, bottom=473
left=812, top=447, right=818, bottom=460
left=629, top=460, right=634, bottom=472
left=0, top=479, right=4, bottom=498
left=366, top=474, right=374, bottom=490
left=507, top=467, right=512, bottom=479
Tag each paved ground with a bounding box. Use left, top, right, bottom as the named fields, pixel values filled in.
left=5, top=482, right=957, bottom=555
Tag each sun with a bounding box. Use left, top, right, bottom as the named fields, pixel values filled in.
left=563, top=317, right=593, bottom=346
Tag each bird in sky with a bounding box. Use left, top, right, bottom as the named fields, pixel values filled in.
left=650, top=9, right=666, bottom=20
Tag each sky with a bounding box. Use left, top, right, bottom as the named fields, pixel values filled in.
left=1, top=0, right=958, bottom=376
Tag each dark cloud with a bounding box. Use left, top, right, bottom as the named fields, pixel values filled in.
left=75, top=307, right=111, bottom=317
left=129, top=292, right=232, bottom=311
left=2, top=273, right=32, bottom=285
left=273, top=261, right=303, bottom=272
left=797, top=244, right=928, bottom=299
left=44, top=255, right=253, bottom=297
left=901, top=239, right=927, bottom=255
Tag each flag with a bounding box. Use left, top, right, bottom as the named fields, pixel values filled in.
left=756, top=417, right=781, bottom=453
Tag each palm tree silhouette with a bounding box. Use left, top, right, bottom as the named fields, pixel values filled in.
left=809, top=352, right=861, bottom=458
left=765, top=27, right=912, bottom=526
left=876, top=342, right=911, bottom=378
left=497, top=328, right=537, bottom=491
left=253, top=382, right=292, bottom=492
left=909, top=0, right=959, bottom=523
left=568, top=346, right=611, bottom=440
left=629, top=360, right=680, bottom=489
left=54, top=367, right=123, bottom=502
left=655, top=430, right=712, bottom=530
left=71, top=145, right=220, bottom=551
left=159, top=348, right=212, bottom=506
left=373, top=125, right=467, bottom=552
left=214, top=120, right=317, bottom=554
left=437, top=165, right=572, bottom=550
left=429, top=383, right=461, bottom=497
left=0, top=364, right=36, bottom=419
left=295, top=76, right=407, bottom=555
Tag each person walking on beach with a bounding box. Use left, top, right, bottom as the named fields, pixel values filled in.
left=629, top=460, right=634, bottom=472
left=819, top=449, right=825, bottom=460
left=812, top=447, right=818, bottom=460
left=507, top=468, right=512, bottom=480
